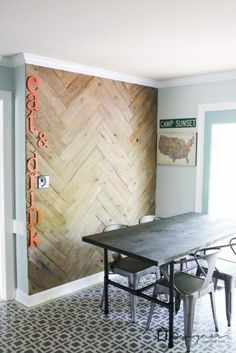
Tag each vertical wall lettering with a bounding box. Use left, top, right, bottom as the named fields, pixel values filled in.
left=26, top=75, right=48, bottom=247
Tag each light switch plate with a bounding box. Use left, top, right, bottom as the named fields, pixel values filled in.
left=38, top=175, right=50, bottom=189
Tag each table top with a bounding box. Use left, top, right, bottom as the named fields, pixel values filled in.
left=82, top=212, right=236, bottom=266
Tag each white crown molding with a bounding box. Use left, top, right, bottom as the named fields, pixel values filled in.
left=11, top=54, right=26, bottom=67
left=15, top=271, right=104, bottom=307
left=158, top=70, right=236, bottom=88
left=2, top=53, right=236, bottom=88
left=16, top=53, right=159, bottom=88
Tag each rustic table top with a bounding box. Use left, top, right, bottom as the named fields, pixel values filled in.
left=82, top=212, right=236, bottom=266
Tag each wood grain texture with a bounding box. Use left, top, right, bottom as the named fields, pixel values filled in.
left=26, top=64, right=157, bottom=294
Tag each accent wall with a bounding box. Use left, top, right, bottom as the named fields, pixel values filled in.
left=25, top=65, right=157, bottom=294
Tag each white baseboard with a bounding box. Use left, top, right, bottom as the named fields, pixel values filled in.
left=15, top=271, right=104, bottom=307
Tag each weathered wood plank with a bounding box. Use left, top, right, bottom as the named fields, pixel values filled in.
left=26, top=64, right=157, bottom=294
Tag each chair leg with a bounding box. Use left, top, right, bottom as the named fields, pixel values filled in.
left=155, top=267, right=160, bottom=280
left=209, top=291, right=218, bottom=331
left=175, top=293, right=181, bottom=314
left=196, top=266, right=201, bottom=277
left=183, top=296, right=196, bottom=353
left=146, top=282, right=159, bottom=331
left=212, top=276, right=218, bottom=291
left=128, top=275, right=139, bottom=323
left=224, top=277, right=234, bottom=327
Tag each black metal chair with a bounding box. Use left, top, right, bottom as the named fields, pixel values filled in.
left=100, top=223, right=159, bottom=322
left=146, top=247, right=221, bottom=353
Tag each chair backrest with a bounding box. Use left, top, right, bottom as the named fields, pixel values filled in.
left=194, top=247, right=221, bottom=290
left=104, top=224, right=127, bottom=232
left=103, top=224, right=128, bottom=261
left=230, top=237, right=236, bottom=256
left=214, top=236, right=236, bottom=260
left=139, top=215, right=161, bottom=224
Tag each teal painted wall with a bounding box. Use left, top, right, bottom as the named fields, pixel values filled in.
left=0, top=65, right=28, bottom=294
left=0, top=66, right=14, bottom=92
left=0, top=66, right=16, bottom=294
left=157, top=79, right=236, bottom=217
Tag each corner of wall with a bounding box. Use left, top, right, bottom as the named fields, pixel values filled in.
left=14, top=64, right=29, bottom=294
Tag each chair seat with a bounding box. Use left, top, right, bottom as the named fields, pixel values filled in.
left=110, top=257, right=157, bottom=277
left=151, top=277, right=179, bottom=297
left=174, top=272, right=205, bottom=296
left=101, top=223, right=159, bottom=323
left=215, top=259, right=236, bottom=278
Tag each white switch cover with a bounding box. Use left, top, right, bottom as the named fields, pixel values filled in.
left=38, top=176, right=50, bottom=189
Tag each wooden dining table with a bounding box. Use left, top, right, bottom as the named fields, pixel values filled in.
left=82, top=212, right=236, bottom=349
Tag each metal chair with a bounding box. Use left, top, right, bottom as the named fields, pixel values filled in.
left=146, top=247, right=221, bottom=353
left=197, top=237, right=236, bottom=326
left=100, top=223, right=159, bottom=322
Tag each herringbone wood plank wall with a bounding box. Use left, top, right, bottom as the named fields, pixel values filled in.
left=26, top=64, right=157, bottom=294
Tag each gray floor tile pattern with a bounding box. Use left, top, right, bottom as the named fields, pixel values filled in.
left=0, top=276, right=235, bottom=353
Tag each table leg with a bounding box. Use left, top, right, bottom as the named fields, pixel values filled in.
left=168, top=261, right=174, bottom=348
left=104, top=248, right=109, bottom=315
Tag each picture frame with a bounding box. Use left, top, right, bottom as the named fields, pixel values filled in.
left=157, top=132, right=197, bottom=166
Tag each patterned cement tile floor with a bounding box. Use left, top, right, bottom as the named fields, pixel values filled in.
left=0, top=276, right=235, bottom=353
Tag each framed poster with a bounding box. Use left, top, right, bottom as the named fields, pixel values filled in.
left=157, top=132, right=197, bottom=166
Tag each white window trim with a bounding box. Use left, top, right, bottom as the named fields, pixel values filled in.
left=195, top=102, right=236, bottom=213
left=0, top=90, right=15, bottom=300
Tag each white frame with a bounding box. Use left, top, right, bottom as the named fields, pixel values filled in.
left=0, top=91, right=15, bottom=300
left=195, top=102, right=236, bottom=212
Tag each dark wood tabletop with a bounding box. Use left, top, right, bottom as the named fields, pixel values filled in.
left=82, top=212, right=236, bottom=266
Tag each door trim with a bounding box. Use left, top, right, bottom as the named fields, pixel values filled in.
left=195, top=102, right=236, bottom=213
left=0, top=91, right=15, bottom=300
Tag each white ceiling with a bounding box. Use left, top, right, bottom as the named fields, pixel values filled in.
left=1, top=0, right=236, bottom=80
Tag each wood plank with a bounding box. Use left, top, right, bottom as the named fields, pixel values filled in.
left=26, top=64, right=157, bottom=294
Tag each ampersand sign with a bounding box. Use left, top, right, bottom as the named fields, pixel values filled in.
left=37, top=131, right=48, bottom=148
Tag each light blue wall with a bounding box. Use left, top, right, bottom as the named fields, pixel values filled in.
left=0, top=67, right=15, bottom=214
left=157, top=79, right=236, bottom=217
left=0, top=66, right=14, bottom=91
left=0, top=66, right=16, bottom=293
left=0, top=65, right=28, bottom=293
left=14, top=65, right=28, bottom=293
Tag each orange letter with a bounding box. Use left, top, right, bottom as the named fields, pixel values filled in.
left=27, top=111, right=37, bottom=134
left=28, top=191, right=35, bottom=209
left=28, top=173, right=36, bottom=192
left=27, top=151, right=39, bottom=174
left=28, top=228, right=40, bottom=247
left=28, top=208, right=41, bottom=228
left=26, top=94, right=39, bottom=111
left=26, top=76, right=39, bottom=94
